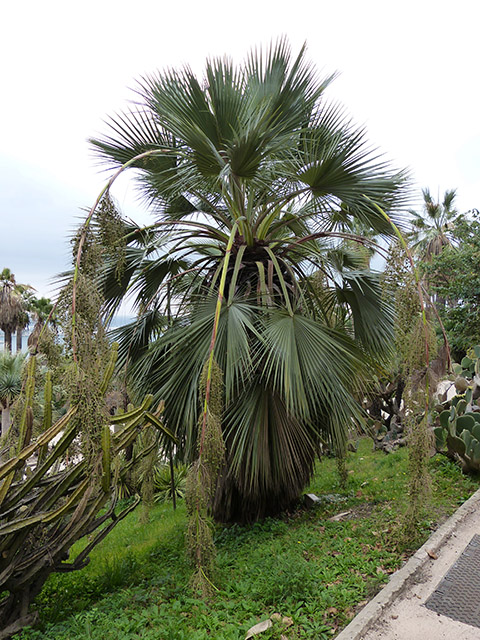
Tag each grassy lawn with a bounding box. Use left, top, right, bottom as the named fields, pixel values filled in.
left=15, top=440, right=479, bottom=639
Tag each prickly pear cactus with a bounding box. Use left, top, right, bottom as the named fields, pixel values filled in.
left=434, top=346, right=480, bottom=473
left=453, top=346, right=480, bottom=378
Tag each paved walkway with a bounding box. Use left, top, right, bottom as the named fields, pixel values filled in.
left=336, top=488, right=480, bottom=639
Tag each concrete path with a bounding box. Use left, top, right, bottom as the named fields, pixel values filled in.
left=336, top=488, right=480, bottom=639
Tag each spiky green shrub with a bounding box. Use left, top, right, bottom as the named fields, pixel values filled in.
left=154, top=463, right=188, bottom=503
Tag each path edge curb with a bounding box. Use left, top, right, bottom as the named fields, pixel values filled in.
left=335, top=486, right=480, bottom=639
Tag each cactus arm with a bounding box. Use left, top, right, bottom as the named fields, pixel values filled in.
left=99, top=343, right=118, bottom=395
left=144, top=411, right=178, bottom=443
left=0, top=473, right=15, bottom=511
left=0, top=480, right=89, bottom=536
left=60, top=495, right=141, bottom=572
left=37, top=371, right=53, bottom=467
left=0, top=408, right=77, bottom=483
left=34, top=463, right=87, bottom=513
left=17, top=357, right=37, bottom=453
left=42, top=371, right=53, bottom=433
left=109, top=394, right=154, bottom=424
left=101, top=425, right=111, bottom=493
left=5, top=422, right=79, bottom=508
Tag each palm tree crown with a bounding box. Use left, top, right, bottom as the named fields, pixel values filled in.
left=90, top=40, right=410, bottom=522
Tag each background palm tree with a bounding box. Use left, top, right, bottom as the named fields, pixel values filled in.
left=0, top=351, right=24, bottom=438
left=14, top=286, right=37, bottom=353
left=409, top=188, right=458, bottom=259
left=0, top=269, right=25, bottom=353
left=90, top=40, right=409, bottom=522
left=27, top=296, right=55, bottom=352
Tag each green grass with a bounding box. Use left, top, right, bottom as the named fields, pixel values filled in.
left=14, top=440, right=479, bottom=639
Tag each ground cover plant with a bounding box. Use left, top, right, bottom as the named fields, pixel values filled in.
left=13, top=439, right=478, bottom=640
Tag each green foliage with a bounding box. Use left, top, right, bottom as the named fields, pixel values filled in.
left=423, top=212, right=480, bottom=354
left=0, top=351, right=25, bottom=417
left=0, top=346, right=176, bottom=636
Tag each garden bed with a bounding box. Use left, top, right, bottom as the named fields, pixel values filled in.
left=14, top=439, right=479, bottom=640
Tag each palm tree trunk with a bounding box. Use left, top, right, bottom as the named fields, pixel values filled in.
left=16, top=327, right=23, bottom=353
left=4, top=330, right=12, bottom=353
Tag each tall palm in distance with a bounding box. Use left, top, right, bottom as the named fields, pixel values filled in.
left=409, top=188, right=458, bottom=260
left=90, top=40, right=410, bottom=522
left=27, top=297, right=56, bottom=352
left=0, top=270, right=51, bottom=353
left=0, top=269, right=26, bottom=353
left=14, top=286, right=37, bottom=353
left=409, top=188, right=460, bottom=323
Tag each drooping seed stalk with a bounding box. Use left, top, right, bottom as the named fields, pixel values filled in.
left=185, top=220, right=243, bottom=596
left=369, top=199, right=433, bottom=533
left=71, top=149, right=171, bottom=361
left=369, top=201, right=430, bottom=401
left=198, top=219, right=244, bottom=456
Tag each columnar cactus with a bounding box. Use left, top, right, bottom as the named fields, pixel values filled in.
left=0, top=345, right=176, bottom=638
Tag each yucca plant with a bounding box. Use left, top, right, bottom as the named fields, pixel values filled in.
left=90, top=38, right=410, bottom=523
left=0, top=351, right=25, bottom=439
left=154, top=462, right=188, bottom=503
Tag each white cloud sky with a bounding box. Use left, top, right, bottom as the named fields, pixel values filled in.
left=1, top=0, right=479, bottom=297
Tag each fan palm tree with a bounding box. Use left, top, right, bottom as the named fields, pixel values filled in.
left=90, top=40, right=409, bottom=522
left=409, top=188, right=458, bottom=259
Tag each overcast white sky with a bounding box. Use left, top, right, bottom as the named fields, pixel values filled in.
left=1, top=0, right=479, bottom=298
